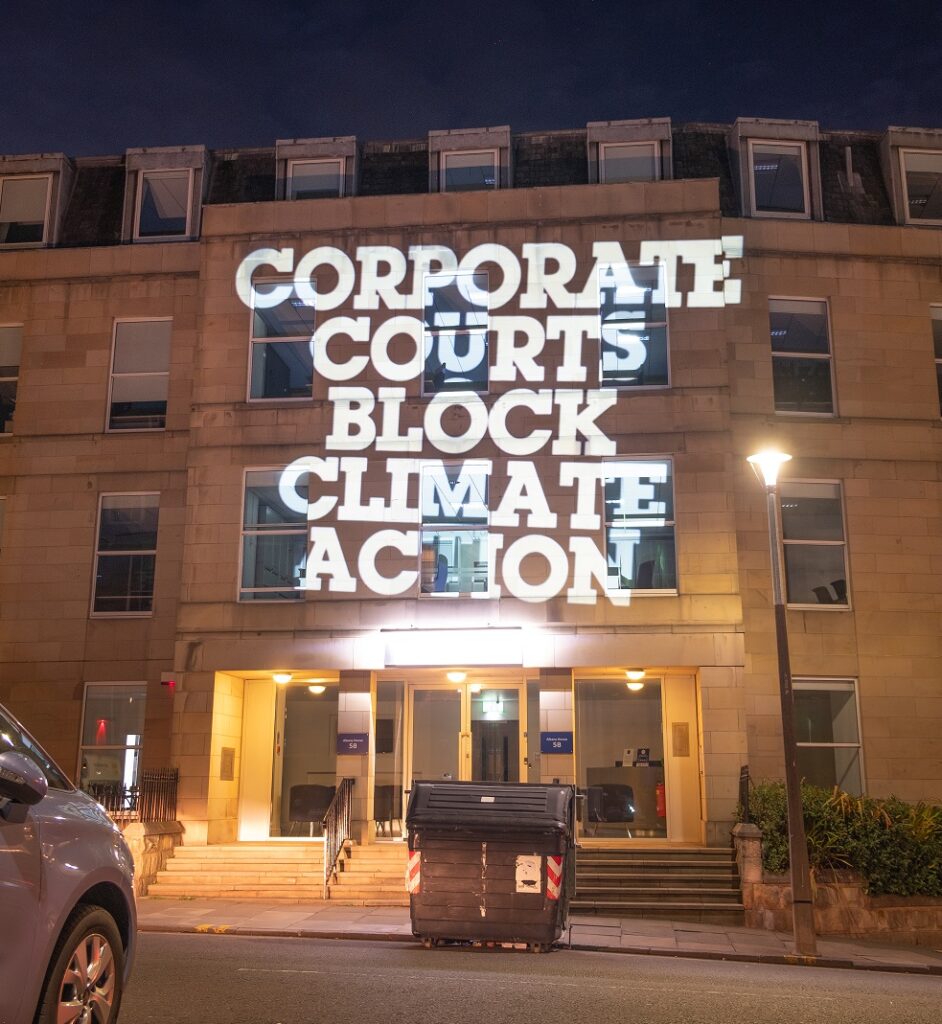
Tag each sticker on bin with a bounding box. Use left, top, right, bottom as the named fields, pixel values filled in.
left=515, top=855, right=541, bottom=893
left=546, top=855, right=563, bottom=900
left=406, top=849, right=421, bottom=894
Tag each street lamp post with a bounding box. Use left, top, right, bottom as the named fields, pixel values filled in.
left=747, top=449, right=818, bottom=957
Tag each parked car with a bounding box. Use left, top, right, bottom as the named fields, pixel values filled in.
left=0, top=701, right=136, bottom=1024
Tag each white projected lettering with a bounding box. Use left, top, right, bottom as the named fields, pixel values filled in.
left=235, top=238, right=743, bottom=605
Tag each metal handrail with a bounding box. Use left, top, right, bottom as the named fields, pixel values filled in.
left=322, top=777, right=355, bottom=898
left=85, top=768, right=178, bottom=823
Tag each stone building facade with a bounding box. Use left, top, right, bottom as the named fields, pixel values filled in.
left=0, top=117, right=939, bottom=851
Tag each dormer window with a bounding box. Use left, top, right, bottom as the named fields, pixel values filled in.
left=900, top=150, right=942, bottom=223
left=441, top=150, right=498, bottom=192
left=749, top=140, right=809, bottom=217
left=286, top=158, right=345, bottom=200
left=599, top=142, right=660, bottom=183
left=134, top=169, right=192, bottom=239
left=0, top=174, right=51, bottom=245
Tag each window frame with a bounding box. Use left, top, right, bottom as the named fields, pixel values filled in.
left=238, top=466, right=308, bottom=602
left=105, top=317, right=172, bottom=433
left=439, top=148, right=500, bottom=193
left=0, top=322, right=22, bottom=437
left=90, top=491, right=160, bottom=619
left=0, top=173, right=52, bottom=247
left=421, top=270, right=490, bottom=397
left=768, top=295, right=837, bottom=417
left=76, top=680, right=148, bottom=796
left=132, top=167, right=195, bottom=242
left=599, top=141, right=661, bottom=184
left=779, top=477, right=851, bottom=611
left=899, top=148, right=942, bottom=226
left=793, top=677, right=865, bottom=794
left=418, top=460, right=492, bottom=599
left=246, top=278, right=315, bottom=404
left=748, top=139, right=811, bottom=220
left=602, top=455, right=678, bottom=598
left=286, top=157, right=345, bottom=200
left=932, top=305, right=942, bottom=416
left=597, top=261, right=670, bottom=391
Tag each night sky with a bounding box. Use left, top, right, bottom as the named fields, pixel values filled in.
left=2, top=1, right=939, bottom=157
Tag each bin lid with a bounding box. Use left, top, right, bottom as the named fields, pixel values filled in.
left=405, top=781, right=573, bottom=835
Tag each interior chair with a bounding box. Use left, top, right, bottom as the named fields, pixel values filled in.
left=288, top=783, right=336, bottom=837
left=373, top=784, right=402, bottom=837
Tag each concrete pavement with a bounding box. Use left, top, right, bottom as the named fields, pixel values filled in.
left=136, top=897, right=942, bottom=975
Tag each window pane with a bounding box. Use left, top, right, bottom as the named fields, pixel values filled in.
left=936, top=363, right=942, bottom=414
left=604, top=461, right=674, bottom=525
left=797, top=746, right=862, bottom=795
left=0, top=380, right=16, bottom=434
left=424, top=273, right=488, bottom=329
left=753, top=143, right=806, bottom=213
left=0, top=325, right=22, bottom=375
left=783, top=544, right=848, bottom=605
left=420, top=529, right=489, bottom=593
left=0, top=177, right=47, bottom=243
left=601, top=143, right=658, bottom=183
left=601, top=325, right=668, bottom=386
left=288, top=160, right=343, bottom=200
left=421, top=464, right=488, bottom=524
left=780, top=482, right=844, bottom=541
left=443, top=152, right=497, bottom=192
left=424, top=331, right=488, bottom=392
left=250, top=341, right=313, bottom=399
left=600, top=263, right=666, bottom=325
left=607, top=525, right=676, bottom=590
left=252, top=288, right=315, bottom=339
left=794, top=686, right=859, bottom=744
left=98, top=495, right=159, bottom=551
left=138, top=171, right=189, bottom=237
left=93, top=553, right=156, bottom=612
left=240, top=533, right=307, bottom=598
left=109, top=374, right=168, bottom=430
left=81, top=684, right=147, bottom=746
left=244, top=471, right=307, bottom=528
left=772, top=356, right=833, bottom=413
left=904, top=151, right=942, bottom=221
left=932, top=308, right=942, bottom=360
left=113, top=321, right=171, bottom=373
left=769, top=300, right=829, bottom=354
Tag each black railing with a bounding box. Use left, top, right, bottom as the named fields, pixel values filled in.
left=322, top=777, right=355, bottom=898
left=739, top=764, right=752, bottom=824
left=86, top=768, right=179, bottom=823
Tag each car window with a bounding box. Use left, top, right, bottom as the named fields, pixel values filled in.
left=0, top=707, right=71, bottom=790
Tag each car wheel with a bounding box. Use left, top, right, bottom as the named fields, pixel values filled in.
left=35, top=905, right=125, bottom=1024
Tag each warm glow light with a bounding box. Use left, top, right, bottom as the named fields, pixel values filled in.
left=469, top=683, right=482, bottom=694
left=308, top=685, right=326, bottom=695
left=626, top=681, right=645, bottom=692
left=446, top=670, right=467, bottom=684
left=273, top=672, right=293, bottom=685
left=747, top=449, right=792, bottom=487
left=625, top=669, right=646, bottom=683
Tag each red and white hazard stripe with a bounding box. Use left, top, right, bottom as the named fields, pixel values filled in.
left=545, top=855, right=563, bottom=900
left=405, top=849, right=421, bottom=895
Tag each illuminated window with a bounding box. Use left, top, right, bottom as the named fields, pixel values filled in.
left=749, top=141, right=809, bottom=217
left=108, top=320, right=172, bottom=430
left=92, top=494, right=159, bottom=615
left=134, top=169, right=192, bottom=239
left=423, top=272, right=488, bottom=394
left=779, top=481, right=849, bottom=607
left=241, top=470, right=307, bottom=601
left=599, top=142, right=660, bottom=183
left=441, top=150, right=498, bottom=192
left=78, top=683, right=148, bottom=808
left=769, top=299, right=834, bottom=414
left=249, top=281, right=315, bottom=400
left=287, top=158, right=344, bottom=199
left=932, top=307, right=942, bottom=414
left=604, top=460, right=676, bottom=593
left=599, top=263, right=668, bottom=387
left=0, top=175, right=50, bottom=245
left=901, top=150, right=942, bottom=223
left=420, top=462, right=489, bottom=596
left=794, top=680, right=863, bottom=795
left=0, top=325, right=22, bottom=434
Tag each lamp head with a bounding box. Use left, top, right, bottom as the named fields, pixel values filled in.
left=747, top=450, right=792, bottom=487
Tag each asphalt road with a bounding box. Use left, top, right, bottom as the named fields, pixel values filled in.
left=121, top=933, right=941, bottom=1024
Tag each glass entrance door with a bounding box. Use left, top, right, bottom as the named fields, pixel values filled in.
left=407, top=682, right=525, bottom=787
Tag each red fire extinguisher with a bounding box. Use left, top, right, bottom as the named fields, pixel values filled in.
left=655, top=781, right=666, bottom=818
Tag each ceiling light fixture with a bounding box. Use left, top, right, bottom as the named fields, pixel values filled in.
left=308, top=685, right=326, bottom=695
left=273, top=672, right=293, bottom=685
left=446, top=670, right=467, bottom=684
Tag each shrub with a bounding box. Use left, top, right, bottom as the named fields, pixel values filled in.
left=743, top=782, right=942, bottom=897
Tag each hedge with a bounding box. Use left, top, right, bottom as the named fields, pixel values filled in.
left=744, top=782, right=942, bottom=897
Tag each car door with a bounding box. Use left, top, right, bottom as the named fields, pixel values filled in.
left=0, top=802, right=41, bottom=1024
